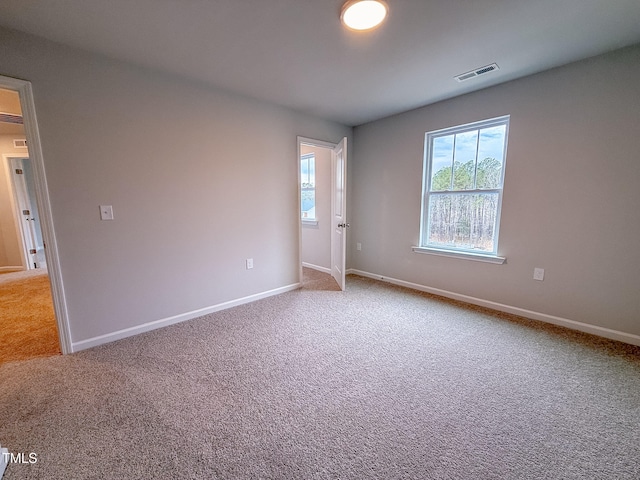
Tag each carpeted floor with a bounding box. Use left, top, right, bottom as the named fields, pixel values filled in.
left=0, top=269, right=61, bottom=365
left=300, top=267, right=341, bottom=291
left=0, top=269, right=638, bottom=479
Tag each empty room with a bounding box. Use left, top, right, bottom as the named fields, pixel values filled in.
left=0, top=1, right=639, bottom=479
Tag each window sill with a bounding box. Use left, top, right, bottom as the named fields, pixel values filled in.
left=412, top=246, right=506, bottom=264
left=302, top=220, right=318, bottom=226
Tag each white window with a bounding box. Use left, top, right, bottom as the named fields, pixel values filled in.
left=417, top=115, right=509, bottom=261
left=301, top=153, right=316, bottom=221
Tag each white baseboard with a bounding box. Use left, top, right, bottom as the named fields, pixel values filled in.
left=71, top=282, right=301, bottom=352
left=302, top=262, right=331, bottom=275
left=0, top=266, right=23, bottom=273
left=347, top=269, right=640, bottom=347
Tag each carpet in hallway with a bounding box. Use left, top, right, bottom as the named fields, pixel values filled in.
left=0, top=269, right=60, bottom=364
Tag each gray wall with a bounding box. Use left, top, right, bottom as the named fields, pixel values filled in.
left=301, top=144, right=331, bottom=271
left=350, top=45, right=640, bottom=338
left=0, top=27, right=351, bottom=346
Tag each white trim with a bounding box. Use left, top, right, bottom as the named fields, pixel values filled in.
left=0, top=75, right=72, bottom=355
left=412, top=246, right=506, bottom=264
left=0, top=266, right=24, bottom=273
left=298, top=136, right=339, bottom=150
left=71, top=282, right=301, bottom=352
left=302, top=262, right=332, bottom=275
left=346, top=268, right=640, bottom=347
left=302, top=219, right=318, bottom=226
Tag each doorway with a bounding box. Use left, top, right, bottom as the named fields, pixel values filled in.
left=0, top=76, right=71, bottom=360
left=297, top=136, right=348, bottom=290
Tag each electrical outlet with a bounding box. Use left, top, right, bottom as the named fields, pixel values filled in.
left=246, top=258, right=253, bottom=270
left=533, top=268, right=545, bottom=281
left=356, top=242, right=362, bottom=251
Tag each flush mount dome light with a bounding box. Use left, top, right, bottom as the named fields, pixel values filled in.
left=341, top=0, right=388, bottom=31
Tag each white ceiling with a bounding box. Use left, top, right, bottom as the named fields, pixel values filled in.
left=1, top=0, right=639, bottom=126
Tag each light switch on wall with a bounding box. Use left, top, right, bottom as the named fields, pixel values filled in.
left=100, top=205, right=114, bottom=220
left=533, top=267, right=545, bottom=281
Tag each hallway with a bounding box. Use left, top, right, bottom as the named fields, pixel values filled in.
left=0, top=269, right=60, bottom=364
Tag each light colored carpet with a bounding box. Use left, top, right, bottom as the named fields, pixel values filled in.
left=0, top=269, right=61, bottom=365
left=0, top=269, right=638, bottom=479
left=300, top=267, right=341, bottom=291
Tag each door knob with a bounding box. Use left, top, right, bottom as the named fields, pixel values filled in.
left=338, top=223, right=350, bottom=228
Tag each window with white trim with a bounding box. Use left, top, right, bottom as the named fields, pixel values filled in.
left=301, top=153, right=316, bottom=221
left=418, top=115, right=509, bottom=258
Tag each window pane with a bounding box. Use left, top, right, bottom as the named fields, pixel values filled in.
left=430, top=135, right=453, bottom=191
left=301, top=189, right=315, bottom=219
left=301, top=157, right=308, bottom=185
left=422, top=116, right=508, bottom=256
left=301, top=156, right=315, bottom=188
left=453, top=130, right=478, bottom=190
left=476, top=125, right=506, bottom=189
left=308, top=157, right=315, bottom=187
left=301, top=154, right=316, bottom=219
left=427, top=192, right=499, bottom=252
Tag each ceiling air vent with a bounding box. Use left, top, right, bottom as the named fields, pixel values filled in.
left=455, top=63, right=499, bottom=82
left=13, top=139, right=28, bottom=148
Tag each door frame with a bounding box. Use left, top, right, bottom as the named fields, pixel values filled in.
left=0, top=74, right=72, bottom=354
left=296, top=136, right=347, bottom=287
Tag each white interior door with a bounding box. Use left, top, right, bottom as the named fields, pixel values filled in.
left=331, top=137, right=347, bottom=290
left=10, top=157, right=44, bottom=269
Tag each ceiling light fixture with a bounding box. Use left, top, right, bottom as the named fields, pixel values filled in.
left=341, top=0, right=388, bottom=31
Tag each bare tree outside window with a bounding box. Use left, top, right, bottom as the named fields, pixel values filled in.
left=420, top=116, right=509, bottom=256
left=301, top=154, right=316, bottom=220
